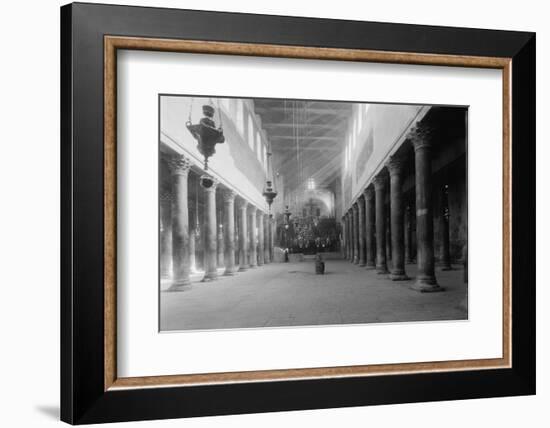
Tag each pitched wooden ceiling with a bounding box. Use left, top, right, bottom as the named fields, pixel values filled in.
left=254, top=99, right=353, bottom=194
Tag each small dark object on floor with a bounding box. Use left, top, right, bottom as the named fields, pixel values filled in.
left=315, top=254, right=325, bottom=274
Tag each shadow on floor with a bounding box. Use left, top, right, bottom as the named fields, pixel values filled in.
left=35, top=405, right=59, bottom=420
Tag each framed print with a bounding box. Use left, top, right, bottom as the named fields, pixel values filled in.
left=60, top=2, right=535, bottom=424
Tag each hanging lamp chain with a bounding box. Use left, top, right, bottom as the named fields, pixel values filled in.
left=187, top=98, right=193, bottom=124
left=217, top=98, right=223, bottom=129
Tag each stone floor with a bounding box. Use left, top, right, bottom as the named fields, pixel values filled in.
left=160, top=258, right=468, bottom=331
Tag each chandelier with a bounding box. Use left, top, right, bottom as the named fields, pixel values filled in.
left=186, top=101, right=225, bottom=188
left=262, top=150, right=278, bottom=210
left=262, top=180, right=277, bottom=209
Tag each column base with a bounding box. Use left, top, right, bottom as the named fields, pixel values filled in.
left=440, top=265, right=453, bottom=271
left=238, top=266, right=248, bottom=272
left=167, top=279, right=191, bottom=292
left=223, top=269, right=236, bottom=276
left=365, top=261, right=376, bottom=270
left=390, top=272, right=410, bottom=281
left=376, top=265, right=389, bottom=275
left=201, top=272, right=218, bottom=282
left=249, top=264, right=257, bottom=268
left=359, top=260, right=367, bottom=267
left=411, top=278, right=444, bottom=292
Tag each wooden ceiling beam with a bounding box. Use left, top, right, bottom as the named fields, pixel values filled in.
left=254, top=107, right=351, bottom=116
left=271, top=147, right=341, bottom=153
left=262, top=123, right=346, bottom=130
left=270, top=135, right=341, bottom=141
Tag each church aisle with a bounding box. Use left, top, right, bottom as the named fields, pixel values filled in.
left=160, top=259, right=467, bottom=331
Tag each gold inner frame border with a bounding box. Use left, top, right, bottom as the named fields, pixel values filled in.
left=103, top=35, right=512, bottom=391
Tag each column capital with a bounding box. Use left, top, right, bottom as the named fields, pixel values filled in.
left=364, top=186, right=375, bottom=201
left=167, top=154, right=192, bottom=176
left=247, top=205, right=258, bottom=214
left=372, top=173, right=387, bottom=190
left=236, top=198, right=248, bottom=210
left=386, top=154, right=407, bottom=177
left=409, top=122, right=435, bottom=151
left=352, top=202, right=358, bottom=212
left=222, top=189, right=236, bottom=203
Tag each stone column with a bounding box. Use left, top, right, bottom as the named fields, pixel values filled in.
left=269, top=214, right=275, bottom=261
left=386, top=215, right=392, bottom=265
left=440, top=185, right=452, bottom=270
left=344, top=215, right=350, bottom=259
left=234, top=208, right=239, bottom=266
left=410, top=207, right=417, bottom=262
left=160, top=190, right=172, bottom=279
left=354, top=203, right=360, bottom=264
left=348, top=207, right=353, bottom=263
left=248, top=206, right=258, bottom=268
left=405, top=205, right=413, bottom=264
left=222, top=190, right=237, bottom=275
left=350, top=204, right=358, bottom=263
left=263, top=214, right=270, bottom=263
left=342, top=214, right=348, bottom=259
left=257, top=211, right=265, bottom=266
left=217, top=216, right=224, bottom=268
left=387, top=155, right=409, bottom=280
left=237, top=199, right=248, bottom=271
left=347, top=208, right=353, bottom=262
left=341, top=216, right=347, bottom=259
left=357, top=196, right=367, bottom=266
left=410, top=124, right=443, bottom=291
left=201, top=177, right=218, bottom=282
left=373, top=174, right=389, bottom=274
left=189, top=227, right=197, bottom=272
left=168, top=155, right=192, bottom=290
left=364, top=187, right=376, bottom=269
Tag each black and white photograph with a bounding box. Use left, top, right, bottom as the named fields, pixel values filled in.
left=0, top=0, right=542, bottom=426
left=159, top=95, right=468, bottom=331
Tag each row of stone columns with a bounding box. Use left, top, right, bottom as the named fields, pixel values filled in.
left=162, top=154, right=275, bottom=291
left=341, top=123, right=443, bottom=292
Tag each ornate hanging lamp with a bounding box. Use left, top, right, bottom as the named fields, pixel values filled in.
left=186, top=99, right=225, bottom=188
left=262, top=151, right=278, bottom=210
left=262, top=180, right=278, bottom=209
left=284, top=205, right=292, bottom=225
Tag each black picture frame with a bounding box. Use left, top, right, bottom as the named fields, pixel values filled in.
left=61, top=2, right=535, bottom=424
